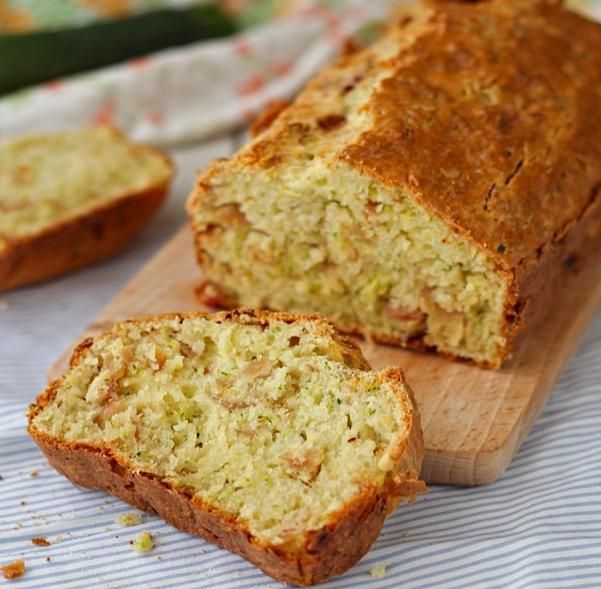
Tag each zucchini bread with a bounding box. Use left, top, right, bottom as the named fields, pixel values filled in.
left=28, top=309, right=425, bottom=586
left=187, top=0, right=601, bottom=368
left=0, top=127, right=173, bottom=290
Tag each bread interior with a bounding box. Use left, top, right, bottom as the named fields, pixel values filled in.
left=191, top=163, right=508, bottom=365
left=31, top=315, right=410, bottom=545
left=0, top=128, right=170, bottom=240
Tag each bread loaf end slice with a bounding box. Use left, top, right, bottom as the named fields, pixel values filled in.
left=0, top=128, right=173, bottom=290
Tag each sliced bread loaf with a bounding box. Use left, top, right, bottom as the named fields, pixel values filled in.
left=0, top=127, right=173, bottom=290
left=187, top=0, right=601, bottom=368
left=28, top=309, right=425, bottom=586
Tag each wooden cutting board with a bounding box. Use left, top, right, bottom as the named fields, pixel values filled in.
left=50, top=224, right=601, bottom=487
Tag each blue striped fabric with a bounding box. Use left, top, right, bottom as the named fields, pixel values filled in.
left=1, top=314, right=599, bottom=588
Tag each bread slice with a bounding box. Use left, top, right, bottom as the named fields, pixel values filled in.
left=28, top=309, right=425, bottom=586
left=187, top=0, right=601, bottom=368
left=0, top=127, right=173, bottom=290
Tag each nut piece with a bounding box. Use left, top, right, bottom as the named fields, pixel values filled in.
left=31, top=537, right=50, bottom=547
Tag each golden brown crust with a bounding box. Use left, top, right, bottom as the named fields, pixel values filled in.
left=0, top=138, right=173, bottom=291
left=28, top=310, right=425, bottom=586
left=0, top=183, right=168, bottom=291
left=343, top=0, right=601, bottom=270
left=249, top=100, right=290, bottom=138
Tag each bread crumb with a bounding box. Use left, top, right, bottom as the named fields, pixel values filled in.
left=131, top=532, right=154, bottom=554
left=116, top=512, right=143, bottom=527
left=1, top=560, right=25, bottom=580
left=31, top=537, right=50, bottom=547
left=30, top=471, right=38, bottom=477
left=370, top=564, right=386, bottom=578
left=45, top=557, right=51, bottom=563
left=19, top=500, right=26, bottom=506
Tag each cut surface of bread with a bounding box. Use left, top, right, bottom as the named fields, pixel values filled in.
left=0, top=127, right=173, bottom=290
left=187, top=0, right=601, bottom=368
left=28, top=310, right=425, bottom=586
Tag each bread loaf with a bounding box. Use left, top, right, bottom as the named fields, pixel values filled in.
left=187, top=0, right=601, bottom=367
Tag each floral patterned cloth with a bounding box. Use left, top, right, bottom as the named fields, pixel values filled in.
left=0, top=0, right=391, bottom=145
left=0, top=0, right=599, bottom=146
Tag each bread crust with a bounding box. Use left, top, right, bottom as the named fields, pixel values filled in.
left=0, top=135, right=173, bottom=291
left=188, top=0, right=601, bottom=368
left=28, top=309, right=425, bottom=586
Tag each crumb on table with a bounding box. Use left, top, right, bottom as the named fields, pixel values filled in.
left=19, top=500, right=26, bottom=506
left=116, top=512, right=143, bottom=527
left=370, top=564, right=386, bottom=578
left=31, top=537, right=50, bottom=547
left=1, top=560, right=25, bottom=580
left=30, top=471, right=38, bottom=478
left=131, top=531, right=154, bottom=554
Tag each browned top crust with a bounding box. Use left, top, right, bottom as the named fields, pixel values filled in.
left=344, top=0, right=601, bottom=269
left=250, top=100, right=290, bottom=138
left=220, top=0, right=601, bottom=271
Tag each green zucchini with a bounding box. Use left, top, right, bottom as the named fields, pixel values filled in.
left=0, top=4, right=236, bottom=96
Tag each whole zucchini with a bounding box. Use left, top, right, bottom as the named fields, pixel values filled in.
left=0, top=4, right=236, bottom=96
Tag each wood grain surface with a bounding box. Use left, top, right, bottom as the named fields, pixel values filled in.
left=50, top=224, right=601, bottom=486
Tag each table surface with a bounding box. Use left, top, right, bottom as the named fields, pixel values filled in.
left=1, top=136, right=601, bottom=589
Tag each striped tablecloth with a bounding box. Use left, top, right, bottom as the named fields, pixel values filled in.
left=1, top=320, right=600, bottom=588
